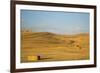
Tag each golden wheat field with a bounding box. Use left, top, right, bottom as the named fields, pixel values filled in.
left=21, top=32, right=90, bottom=63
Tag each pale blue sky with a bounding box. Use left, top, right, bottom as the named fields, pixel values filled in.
left=21, top=10, right=90, bottom=35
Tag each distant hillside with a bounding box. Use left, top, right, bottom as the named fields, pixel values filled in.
left=21, top=32, right=89, bottom=48
left=21, top=32, right=66, bottom=45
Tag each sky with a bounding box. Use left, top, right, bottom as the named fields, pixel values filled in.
left=21, top=10, right=90, bottom=35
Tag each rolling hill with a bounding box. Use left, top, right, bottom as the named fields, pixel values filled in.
left=21, top=32, right=90, bottom=62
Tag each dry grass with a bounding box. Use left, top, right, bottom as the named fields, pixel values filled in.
left=21, top=32, right=89, bottom=63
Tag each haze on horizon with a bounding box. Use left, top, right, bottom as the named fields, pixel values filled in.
left=21, top=10, right=90, bottom=35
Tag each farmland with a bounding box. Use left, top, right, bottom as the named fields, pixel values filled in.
left=21, top=32, right=89, bottom=63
